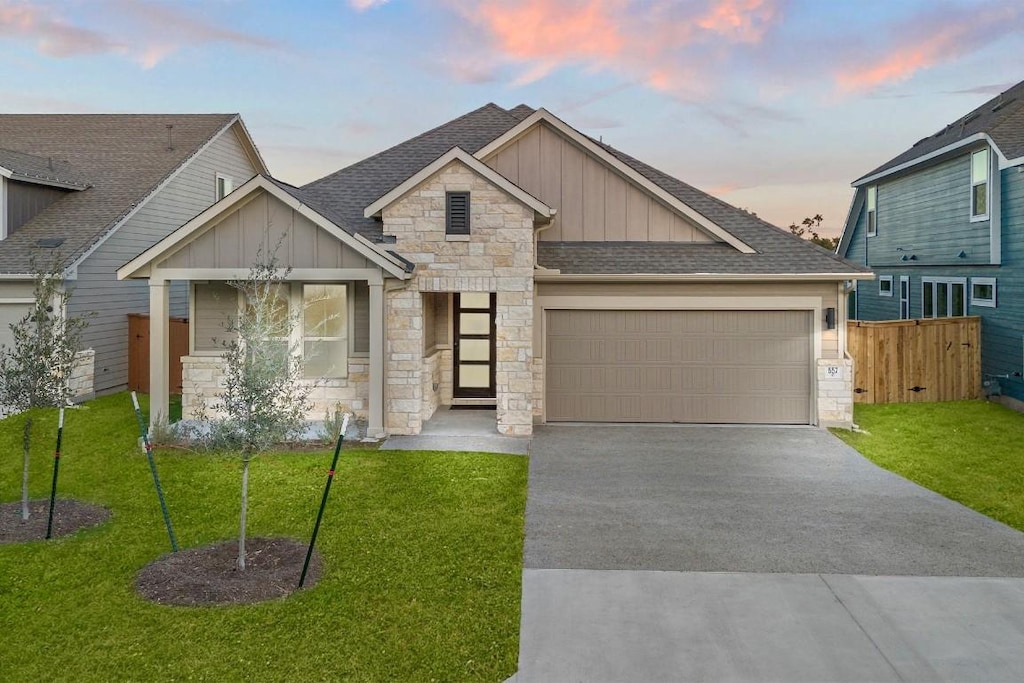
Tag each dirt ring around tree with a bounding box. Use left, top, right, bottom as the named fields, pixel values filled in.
left=135, top=537, right=323, bottom=606
left=0, top=498, right=111, bottom=544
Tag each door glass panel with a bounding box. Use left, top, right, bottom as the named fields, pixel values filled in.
left=459, top=364, right=490, bottom=388
left=937, top=283, right=949, bottom=317
left=460, top=312, right=490, bottom=335
left=952, top=283, right=965, bottom=316
left=460, top=292, right=490, bottom=309
left=460, top=338, right=489, bottom=361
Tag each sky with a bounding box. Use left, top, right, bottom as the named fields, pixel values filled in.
left=1, top=0, right=1023, bottom=238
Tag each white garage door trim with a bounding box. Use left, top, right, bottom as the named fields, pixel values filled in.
left=539, top=296, right=822, bottom=425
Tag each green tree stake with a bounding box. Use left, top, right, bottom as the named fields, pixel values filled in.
left=131, top=392, right=178, bottom=552
left=45, top=407, right=65, bottom=540
left=300, top=413, right=350, bottom=588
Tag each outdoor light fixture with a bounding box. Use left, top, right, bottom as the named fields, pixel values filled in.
left=824, top=307, right=837, bottom=330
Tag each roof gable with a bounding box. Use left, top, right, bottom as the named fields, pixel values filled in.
left=363, top=147, right=555, bottom=220
left=118, top=175, right=411, bottom=281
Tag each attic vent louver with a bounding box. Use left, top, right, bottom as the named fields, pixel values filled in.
left=446, top=191, right=470, bottom=235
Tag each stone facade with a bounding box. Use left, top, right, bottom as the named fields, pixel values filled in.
left=70, top=348, right=96, bottom=402
left=816, top=357, right=854, bottom=428
left=382, top=160, right=536, bottom=436
left=181, top=354, right=370, bottom=423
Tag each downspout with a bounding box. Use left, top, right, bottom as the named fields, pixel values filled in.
left=534, top=210, right=558, bottom=268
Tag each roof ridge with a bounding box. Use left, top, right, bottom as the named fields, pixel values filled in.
left=304, top=103, right=512, bottom=188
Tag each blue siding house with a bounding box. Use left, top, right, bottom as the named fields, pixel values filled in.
left=838, top=80, right=1024, bottom=401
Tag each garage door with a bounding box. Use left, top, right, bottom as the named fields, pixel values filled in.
left=546, top=310, right=812, bottom=424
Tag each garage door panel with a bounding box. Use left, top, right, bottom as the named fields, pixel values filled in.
left=546, top=310, right=812, bottom=424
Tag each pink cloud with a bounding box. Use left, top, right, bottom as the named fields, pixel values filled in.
left=836, top=2, right=1023, bottom=92
left=0, top=0, right=124, bottom=57
left=349, top=0, right=391, bottom=10
left=448, top=0, right=782, bottom=97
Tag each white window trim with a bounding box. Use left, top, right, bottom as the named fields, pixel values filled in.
left=970, top=149, right=989, bottom=222
left=970, top=276, right=997, bottom=308
left=866, top=185, right=877, bottom=237
left=878, top=275, right=893, bottom=297
left=215, top=173, right=234, bottom=201
left=921, top=276, right=968, bottom=318
left=0, top=177, right=7, bottom=240
left=899, top=276, right=910, bottom=319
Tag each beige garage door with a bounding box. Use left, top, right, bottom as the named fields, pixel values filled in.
left=546, top=310, right=812, bottom=424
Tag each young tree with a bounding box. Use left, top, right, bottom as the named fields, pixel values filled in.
left=0, top=256, right=88, bottom=521
left=209, top=254, right=312, bottom=570
left=788, top=214, right=839, bottom=251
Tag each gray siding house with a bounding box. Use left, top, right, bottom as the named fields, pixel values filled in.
left=123, top=104, right=869, bottom=435
left=838, top=80, right=1024, bottom=402
left=0, top=115, right=266, bottom=397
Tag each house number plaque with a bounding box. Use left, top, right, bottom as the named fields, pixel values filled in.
left=824, top=365, right=843, bottom=379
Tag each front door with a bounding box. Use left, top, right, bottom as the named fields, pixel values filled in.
left=453, top=293, right=496, bottom=399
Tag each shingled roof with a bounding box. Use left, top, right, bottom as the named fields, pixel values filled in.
left=0, top=114, right=241, bottom=274
left=855, top=79, right=1024, bottom=184
left=300, top=103, right=865, bottom=276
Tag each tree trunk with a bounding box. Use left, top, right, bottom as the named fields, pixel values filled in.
left=238, top=453, right=250, bottom=571
left=21, top=417, right=32, bottom=521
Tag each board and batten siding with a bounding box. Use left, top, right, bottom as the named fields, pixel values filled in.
left=158, top=191, right=375, bottom=271
left=534, top=281, right=840, bottom=359
left=482, top=122, right=714, bottom=243
left=67, top=124, right=259, bottom=394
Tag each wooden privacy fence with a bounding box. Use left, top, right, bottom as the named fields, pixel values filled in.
left=128, top=314, right=189, bottom=395
left=847, top=317, right=981, bottom=404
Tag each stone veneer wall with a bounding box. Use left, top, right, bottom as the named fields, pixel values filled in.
left=70, top=349, right=96, bottom=402
left=816, top=356, right=854, bottom=428
left=421, top=350, right=442, bottom=423
left=531, top=358, right=544, bottom=422
left=181, top=355, right=370, bottom=423
left=382, top=161, right=536, bottom=436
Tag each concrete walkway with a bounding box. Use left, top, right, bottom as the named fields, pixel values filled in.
left=380, top=407, right=530, bottom=455
left=512, top=425, right=1024, bottom=682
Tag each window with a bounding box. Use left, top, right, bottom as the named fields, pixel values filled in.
left=899, top=276, right=910, bottom=319
left=970, top=149, right=989, bottom=220
left=971, top=277, right=997, bottom=308
left=446, top=191, right=470, bottom=235
left=866, top=185, right=877, bottom=237
left=215, top=173, right=234, bottom=201
left=878, top=275, right=893, bottom=296
left=302, top=284, right=348, bottom=378
left=922, top=277, right=967, bottom=318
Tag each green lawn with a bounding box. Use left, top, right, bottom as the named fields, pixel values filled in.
left=833, top=400, right=1024, bottom=532
left=0, top=394, right=528, bottom=682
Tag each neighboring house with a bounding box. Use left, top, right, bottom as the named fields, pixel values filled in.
left=838, top=80, right=1024, bottom=401
left=0, top=114, right=266, bottom=399
left=120, top=104, right=870, bottom=436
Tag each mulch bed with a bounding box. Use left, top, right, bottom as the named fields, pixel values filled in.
left=135, top=537, right=322, bottom=606
left=0, top=499, right=111, bottom=544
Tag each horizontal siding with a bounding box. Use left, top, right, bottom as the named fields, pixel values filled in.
left=855, top=165, right=1024, bottom=399
left=866, top=152, right=991, bottom=268
left=67, top=125, right=258, bottom=393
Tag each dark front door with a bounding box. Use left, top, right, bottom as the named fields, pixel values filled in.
left=453, top=292, right=496, bottom=399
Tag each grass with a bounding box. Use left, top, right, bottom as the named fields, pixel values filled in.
left=832, top=400, right=1024, bottom=532
left=0, top=393, right=528, bottom=682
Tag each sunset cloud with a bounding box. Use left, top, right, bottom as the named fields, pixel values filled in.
left=836, top=1, right=1023, bottom=92
left=448, top=0, right=782, bottom=96
left=0, top=0, right=282, bottom=68
left=349, top=0, right=391, bottom=10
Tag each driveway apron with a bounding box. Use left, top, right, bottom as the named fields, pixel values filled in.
left=512, top=424, right=1024, bottom=682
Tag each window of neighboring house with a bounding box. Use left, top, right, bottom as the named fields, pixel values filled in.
left=216, top=173, right=234, bottom=201
left=878, top=275, right=893, bottom=296
left=970, top=149, right=989, bottom=220
left=446, top=191, right=470, bottom=236
left=866, top=185, right=877, bottom=237
left=847, top=282, right=859, bottom=321
left=970, top=277, right=997, bottom=308
left=922, top=277, right=967, bottom=318
left=899, top=276, right=910, bottom=319
left=302, top=284, right=348, bottom=379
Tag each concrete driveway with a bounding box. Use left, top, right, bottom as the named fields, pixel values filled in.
left=513, top=425, right=1024, bottom=682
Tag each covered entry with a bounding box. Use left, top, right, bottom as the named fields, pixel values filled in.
left=545, top=309, right=812, bottom=424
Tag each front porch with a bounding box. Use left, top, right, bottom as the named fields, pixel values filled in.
left=380, top=406, right=530, bottom=454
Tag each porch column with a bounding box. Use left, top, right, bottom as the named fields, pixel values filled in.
left=149, top=279, right=170, bottom=428
left=368, top=281, right=385, bottom=438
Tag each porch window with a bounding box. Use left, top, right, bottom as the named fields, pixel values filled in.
left=302, top=284, right=348, bottom=378
left=970, top=149, right=989, bottom=220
